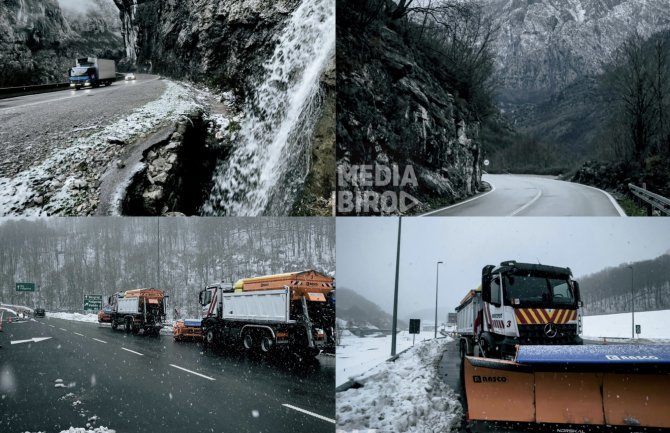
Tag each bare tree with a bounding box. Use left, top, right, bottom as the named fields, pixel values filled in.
left=611, top=33, right=657, bottom=163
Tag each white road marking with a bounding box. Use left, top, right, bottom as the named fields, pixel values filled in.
left=421, top=183, right=497, bottom=216
left=59, top=328, right=68, bottom=332
left=169, top=364, right=215, bottom=381
left=11, top=337, right=53, bottom=345
left=510, top=187, right=542, bottom=216
left=73, top=332, right=84, bottom=337
left=580, top=183, right=627, bottom=216
left=121, top=347, right=144, bottom=356
left=282, top=404, right=335, bottom=424
left=48, top=324, right=55, bottom=328
left=92, top=338, right=107, bottom=344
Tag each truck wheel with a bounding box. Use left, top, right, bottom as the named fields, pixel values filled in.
left=260, top=335, right=274, bottom=353
left=205, top=329, right=216, bottom=346
left=111, top=321, right=118, bottom=330
left=243, top=332, right=254, bottom=351
left=124, top=318, right=132, bottom=333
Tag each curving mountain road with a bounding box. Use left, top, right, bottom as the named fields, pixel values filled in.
left=0, top=75, right=165, bottom=178
left=425, top=174, right=626, bottom=217
left=0, top=75, right=202, bottom=216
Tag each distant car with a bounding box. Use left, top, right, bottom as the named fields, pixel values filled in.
left=34, top=308, right=45, bottom=317
left=124, top=73, right=136, bottom=81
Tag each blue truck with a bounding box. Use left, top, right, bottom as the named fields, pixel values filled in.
left=68, top=57, right=116, bottom=90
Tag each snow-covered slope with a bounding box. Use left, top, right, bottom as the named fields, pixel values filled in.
left=482, top=0, right=670, bottom=101
left=337, top=337, right=462, bottom=432
left=583, top=309, right=670, bottom=339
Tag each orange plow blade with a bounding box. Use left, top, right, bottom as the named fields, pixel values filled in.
left=463, top=345, right=670, bottom=430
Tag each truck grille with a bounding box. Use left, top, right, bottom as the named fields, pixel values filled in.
left=518, top=324, right=578, bottom=345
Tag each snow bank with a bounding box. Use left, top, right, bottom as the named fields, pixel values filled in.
left=0, top=80, right=201, bottom=216
left=336, top=338, right=462, bottom=433
left=337, top=330, right=434, bottom=387
left=47, top=312, right=99, bottom=323
left=583, top=309, right=670, bottom=339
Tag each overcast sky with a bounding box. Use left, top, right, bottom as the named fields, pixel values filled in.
left=337, top=217, right=670, bottom=322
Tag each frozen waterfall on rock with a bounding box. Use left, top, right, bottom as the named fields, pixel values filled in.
left=201, top=0, right=335, bottom=216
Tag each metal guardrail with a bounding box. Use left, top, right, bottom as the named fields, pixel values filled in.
left=0, top=74, right=126, bottom=100
left=0, top=82, right=72, bottom=99
left=629, top=183, right=670, bottom=216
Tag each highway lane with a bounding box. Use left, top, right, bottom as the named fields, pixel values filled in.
left=0, top=74, right=165, bottom=178
left=425, top=174, right=625, bottom=216
left=0, top=316, right=335, bottom=433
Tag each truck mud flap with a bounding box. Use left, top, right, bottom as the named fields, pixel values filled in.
left=463, top=345, right=670, bottom=429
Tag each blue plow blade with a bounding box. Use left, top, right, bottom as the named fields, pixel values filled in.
left=183, top=319, right=202, bottom=328
left=516, top=344, right=670, bottom=364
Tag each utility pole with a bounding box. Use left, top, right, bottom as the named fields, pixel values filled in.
left=628, top=265, right=634, bottom=339
left=391, top=217, right=402, bottom=356
left=157, top=217, right=160, bottom=289
left=434, top=261, right=443, bottom=339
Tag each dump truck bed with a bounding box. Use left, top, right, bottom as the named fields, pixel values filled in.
left=233, top=270, right=334, bottom=299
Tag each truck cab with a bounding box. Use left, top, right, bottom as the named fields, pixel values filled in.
left=478, top=261, right=583, bottom=358
left=199, top=282, right=234, bottom=319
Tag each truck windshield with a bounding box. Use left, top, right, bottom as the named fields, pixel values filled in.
left=504, top=273, right=574, bottom=306
left=70, top=67, right=91, bottom=77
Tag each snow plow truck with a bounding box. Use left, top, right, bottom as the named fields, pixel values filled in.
left=175, top=270, right=335, bottom=358
left=456, top=260, right=670, bottom=430
left=100, top=288, right=168, bottom=335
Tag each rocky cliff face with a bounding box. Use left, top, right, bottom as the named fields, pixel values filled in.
left=483, top=0, right=670, bottom=103
left=0, top=0, right=122, bottom=86
left=114, top=0, right=302, bottom=96
left=337, top=15, right=482, bottom=214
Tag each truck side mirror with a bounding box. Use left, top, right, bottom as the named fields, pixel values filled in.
left=198, top=291, right=203, bottom=305
left=573, top=281, right=581, bottom=303
left=481, top=277, right=491, bottom=303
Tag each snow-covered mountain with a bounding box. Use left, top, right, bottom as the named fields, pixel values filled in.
left=481, top=0, right=670, bottom=102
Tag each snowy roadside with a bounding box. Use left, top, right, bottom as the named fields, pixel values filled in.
left=45, top=311, right=175, bottom=335
left=583, top=309, right=670, bottom=340
left=336, top=338, right=462, bottom=433
left=0, top=80, right=202, bottom=216
left=337, top=330, right=435, bottom=387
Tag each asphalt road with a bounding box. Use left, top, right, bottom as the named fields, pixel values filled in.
left=0, top=315, right=335, bottom=433
left=425, top=174, right=625, bottom=216
left=0, top=74, right=165, bottom=178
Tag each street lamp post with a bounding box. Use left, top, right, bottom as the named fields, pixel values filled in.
left=628, top=265, right=634, bottom=339
left=434, top=261, right=444, bottom=339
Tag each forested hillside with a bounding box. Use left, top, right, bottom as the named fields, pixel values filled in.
left=0, top=218, right=335, bottom=317
left=580, top=254, right=670, bottom=315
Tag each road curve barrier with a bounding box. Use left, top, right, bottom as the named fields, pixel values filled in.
left=629, top=183, right=670, bottom=216
left=0, top=82, right=72, bottom=100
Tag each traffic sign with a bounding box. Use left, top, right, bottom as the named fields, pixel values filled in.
left=83, top=294, right=103, bottom=311
left=16, top=282, right=35, bottom=292
left=483, top=159, right=490, bottom=166
left=409, top=319, right=421, bottom=334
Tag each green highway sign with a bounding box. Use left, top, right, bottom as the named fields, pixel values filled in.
left=83, top=294, right=103, bottom=311
left=16, top=282, right=35, bottom=292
